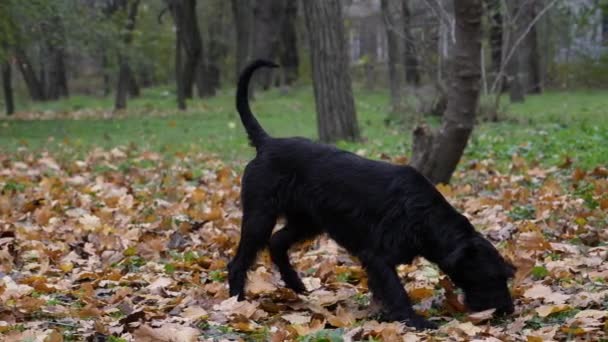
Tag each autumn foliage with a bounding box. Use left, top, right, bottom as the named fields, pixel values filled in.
left=0, top=147, right=607, bottom=340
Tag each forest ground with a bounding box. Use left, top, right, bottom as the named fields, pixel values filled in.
left=0, top=87, right=607, bottom=341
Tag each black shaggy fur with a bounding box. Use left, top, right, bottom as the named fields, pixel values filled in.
left=228, top=60, right=516, bottom=330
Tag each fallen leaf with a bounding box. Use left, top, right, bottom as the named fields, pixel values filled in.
left=535, top=304, right=570, bottom=318
left=133, top=324, right=199, bottom=342
left=282, top=312, right=311, bottom=325
left=468, top=308, right=496, bottom=324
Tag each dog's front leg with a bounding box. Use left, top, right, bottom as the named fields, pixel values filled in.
left=228, top=209, right=277, bottom=300
left=361, top=254, right=437, bottom=330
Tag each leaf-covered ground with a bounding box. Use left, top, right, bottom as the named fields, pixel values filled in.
left=0, top=146, right=607, bottom=341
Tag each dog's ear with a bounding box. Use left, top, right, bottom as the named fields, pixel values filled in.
left=474, top=237, right=517, bottom=279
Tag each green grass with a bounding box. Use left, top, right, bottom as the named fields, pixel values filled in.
left=1, top=86, right=607, bottom=169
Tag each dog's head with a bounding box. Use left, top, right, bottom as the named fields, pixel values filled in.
left=441, top=234, right=516, bottom=315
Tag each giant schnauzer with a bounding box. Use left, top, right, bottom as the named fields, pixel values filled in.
left=227, top=60, right=515, bottom=330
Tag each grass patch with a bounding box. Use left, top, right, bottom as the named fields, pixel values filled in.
left=1, top=87, right=606, bottom=169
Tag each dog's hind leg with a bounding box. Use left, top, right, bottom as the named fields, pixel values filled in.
left=269, top=219, right=321, bottom=293
left=228, top=208, right=277, bottom=300
left=360, top=253, right=437, bottom=330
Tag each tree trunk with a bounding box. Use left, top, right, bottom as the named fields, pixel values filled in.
left=115, top=62, right=131, bottom=110
left=198, top=2, right=225, bottom=97
left=15, top=47, right=46, bottom=101
left=381, top=0, right=402, bottom=112
left=114, top=0, right=140, bottom=111
left=2, top=59, right=14, bottom=115
left=45, top=15, right=69, bottom=100
left=485, top=0, right=503, bottom=88
left=402, top=0, right=420, bottom=85
left=523, top=0, right=542, bottom=94
left=411, top=0, right=482, bottom=184
left=46, top=47, right=69, bottom=99
left=603, top=6, right=608, bottom=44
left=101, top=51, right=111, bottom=97
left=279, top=0, right=299, bottom=85
left=360, top=15, right=378, bottom=90
left=252, top=0, right=283, bottom=89
left=127, top=67, right=140, bottom=97
left=167, top=0, right=204, bottom=99
left=231, top=0, right=254, bottom=79
left=138, top=63, right=155, bottom=88
left=303, top=0, right=360, bottom=143
left=505, top=0, right=524, bottom=103
left=175, top=29, right=186, bottom=110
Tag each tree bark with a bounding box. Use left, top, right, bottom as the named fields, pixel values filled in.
left=381, top=0, right=402, bottom=112
left=485, top=0, right=503, bottom=87
left=15, top=47, right=46, bottom=101
left=252, top=0, right=283, bottom=89
left=505, top=0, right=524, bottom=103
left=198, top=1, right=226, bottom=97
left=303, top=0, right=360, bottom=143
left=115, top=0, right=140, bottom=111
left=402, top=0, right=420, bottom=85
left=127, top=67, right=140, bottom=97
left=169, top=0, right=203, bottom=99
left=360, top=15, right=378, bottom=90
left=231, top=0, right=254, bottom=79
left=411, top=0, right=482, bottom=184
left=101, top=52, right=111, bottom=97
left=2, top=59, right=14, bottom=115
left=279, top=0, right=299, bottom=85
left=45, top=15, right=69, bottom=100
left=523, top=0, right=542, bottom=94
left=603, top=5, right=608, bottom=44
left=175, top=28, right=186, bottom=110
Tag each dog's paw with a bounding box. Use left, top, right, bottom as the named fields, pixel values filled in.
left=228, top=288, right=246, bottom=301
left=405, top=316, right=437, bottom=331
left=283, top=276, right=308, bottom=294
left=378, top=311, right=437, bottom=330
left=288, top=282, right=308, bottom=294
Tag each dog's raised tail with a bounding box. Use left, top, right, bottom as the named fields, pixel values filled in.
left=236, top=59, right=279, bottom=148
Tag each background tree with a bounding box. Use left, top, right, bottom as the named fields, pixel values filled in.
left=165, top=0, right=204, bottom=99
left=360, top=11, right=379, bottom=90
left=505, top=0, right=525, bottom=103
left=411, top=0, right=482, bottom=184
left=303, top=0, right=360, bottom=143
left=115, top=0, right=141, bottom=111
left=381, top=0, right=402, bottom=112
left=523, top=0, right=543, bottom=94
left=174, top=6, right=186, bottom=110
left=485, top=0, right=503, bottom=87
left=278, top=1, right=299, bottom=86
left=16, top=49, right=46, bottom=101
left=199, top=0, right=228, bottom=97
left=1, top=1, right=15, bottom=114
left=231, top=0, right=254, bottom=79
left=402, top=0, right=420, bottom=85
left=252, top=0, right=283, bottom=89
left=1, top=60, right=13, bottom=115
left=42, top=10, right=69, bottom=100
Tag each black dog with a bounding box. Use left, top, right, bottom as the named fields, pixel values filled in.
left=228, top=60, right=515, bottom=330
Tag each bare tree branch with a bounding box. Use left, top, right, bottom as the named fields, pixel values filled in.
left=422, top=0, right=456, bottom=43
left=490, top=0, right=559, bottom=93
